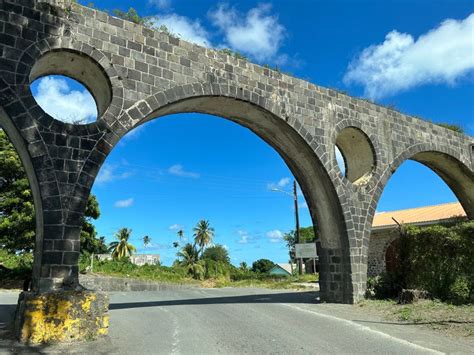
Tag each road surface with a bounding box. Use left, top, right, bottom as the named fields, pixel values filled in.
left=0, top=288, right=472, bottom=354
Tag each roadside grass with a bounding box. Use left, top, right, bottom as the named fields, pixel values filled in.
left=90, top=261, right=199, bottom=285
left=89, top=259, right=319, bottom=290
left=203, top=273, right=318, bottom=290
left=357, top=299, right=474, bottom=338
left=1, top=250, right=319, bottom=292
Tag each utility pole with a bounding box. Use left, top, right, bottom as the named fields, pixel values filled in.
left=270, top=181, right=303, bottom=275
left=293, top=180, right=302, bottom=275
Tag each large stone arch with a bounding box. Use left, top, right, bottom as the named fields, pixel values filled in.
left=94, top=83, right=353, bottom=303
left=0, top=106, right=44, bottom=291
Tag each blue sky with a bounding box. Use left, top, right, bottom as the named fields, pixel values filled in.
left=29, top=0, right=473, bottom=266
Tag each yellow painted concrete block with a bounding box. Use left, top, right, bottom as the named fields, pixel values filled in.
left=15, top=290, right=109, bottom=344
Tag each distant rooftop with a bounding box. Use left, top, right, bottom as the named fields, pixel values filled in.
left=372, top=202, right=466, bottom=229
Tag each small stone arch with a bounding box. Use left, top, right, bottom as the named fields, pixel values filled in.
left=370, top=143, right=474, bottom=223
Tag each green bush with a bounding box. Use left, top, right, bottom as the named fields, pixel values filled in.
left=449, top=276, right=471, bottom=305
left=367, top=221, right=473, bottom=304
left=204, top=259, right=231, bottom=279
left=0, top=250, right=33, bottom=282
left=90, top=258, right=192, bottom=283
left=366, top=273, right=403, bottom=299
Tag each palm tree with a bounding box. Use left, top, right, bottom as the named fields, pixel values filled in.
left=177, top=243, right=204, bottom=279
left=143, top=235, right=151, bottom=248
left=193, top=220, right=214, bottom=256
left=177, top=229, right=185, bottom=241
left=108, top=228, right=136, bottom=259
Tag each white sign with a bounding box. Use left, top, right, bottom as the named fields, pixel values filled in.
left=295, top=243, right=317, bottom=258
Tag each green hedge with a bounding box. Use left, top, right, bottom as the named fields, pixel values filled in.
left=368, top=220, right=473, bottom=304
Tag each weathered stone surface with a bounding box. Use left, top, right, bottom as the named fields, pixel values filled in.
left=14, top=290, right=109, bottom=344
left=0, top=0, right=473, bottom=304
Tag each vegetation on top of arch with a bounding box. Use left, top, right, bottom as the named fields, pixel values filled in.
left=434, top=123, right=465, bottom=134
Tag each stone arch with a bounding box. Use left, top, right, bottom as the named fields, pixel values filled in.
left=0, top=106, right=44, bottom=291
left=99, top=83, right=353, bottom=302
left=369, top=143, right=474, bottom=225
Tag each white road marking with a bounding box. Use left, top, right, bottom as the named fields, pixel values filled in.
left=281, top=303, right=444, bottom=354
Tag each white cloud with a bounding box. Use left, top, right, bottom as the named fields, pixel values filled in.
left=267, top=177, right=291, bottom=191
left=209, top=3, right=286, bottom=61
left=148, top=0, right=171, bottom=10
left=266, top=229, right=284, bottom=243
left=96, top=165, right=132, bottom=184
left=169, top=223, right=184, bottom=231
left=168, top=164, right=200, bottom=178
left=237, top=230, right=250, bottom=244
left=114, top=198, right=134, bottom=208
left=34, top=76, right=97, bottom=123
left=344, top=14, right=474, bottom=99
left=150, top=14, right=210, bottom=46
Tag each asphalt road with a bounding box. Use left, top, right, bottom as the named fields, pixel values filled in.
left=0, top=288, right=472, bottom=354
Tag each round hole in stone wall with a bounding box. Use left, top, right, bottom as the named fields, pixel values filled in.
left=335, top=127, right=375, bottom=185
left=29, top=50, right=112, bottom=123
left=30, top=75, right=98, bottom=124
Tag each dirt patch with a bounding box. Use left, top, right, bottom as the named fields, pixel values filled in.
left=356, top=299, right=474, bottom=338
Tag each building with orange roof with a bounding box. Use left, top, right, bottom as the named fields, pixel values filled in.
left=367, top=202, right=467, bottom=277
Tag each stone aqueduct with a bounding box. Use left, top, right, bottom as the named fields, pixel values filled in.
left=1, top=0, right=473, bottom=305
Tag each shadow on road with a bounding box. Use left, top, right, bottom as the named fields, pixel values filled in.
left=355, top=319, right=474, bottom=326
left=109, top=291, right=320, bottom=310
left=0, top=303, right=51, bottom=354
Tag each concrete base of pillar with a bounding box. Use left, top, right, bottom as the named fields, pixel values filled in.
left=14, top=290, right=109, bottom=344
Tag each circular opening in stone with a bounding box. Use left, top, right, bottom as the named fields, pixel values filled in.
left=29, top=50, right=112, bottom=123
left=30, top=75, right=98, bottom=124
left=335, top=127, right=375, bottom=185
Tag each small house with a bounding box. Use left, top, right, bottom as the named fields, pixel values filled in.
left=269, top=263, right=294, bottom=277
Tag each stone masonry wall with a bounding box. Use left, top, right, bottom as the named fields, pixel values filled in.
left=0, top=0, right=472, bottom=303
left=367, top=229, right=399, bottom=277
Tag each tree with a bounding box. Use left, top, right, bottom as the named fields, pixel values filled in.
left=108, top=228, right=136, bottom=259
left=0, top=129, right=103, bottom=254
left=251, top=259, right=275, bottom=274
left=177, top=243, right=204, bottom=279
left=193, top=220, right=214, bottom=256
left=239, top=262, right=248, bottom=271
left=143, top=235, right=151, bottom=248
left=81, top=195, right=107, bottom=254
left=0, top=130, right=35, bottom=253
left=177, top=229, right=184, bottom=240
left=202, top=244, right=230, bottom=264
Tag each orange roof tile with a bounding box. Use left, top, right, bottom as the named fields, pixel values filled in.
left=372, top=202, right=466, bottom=229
